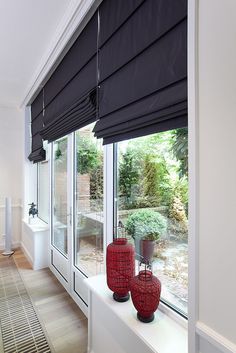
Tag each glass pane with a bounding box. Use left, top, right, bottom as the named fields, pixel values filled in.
left=74, top=123, right=104, bottom=276
left=52, top=137, right=68, bottom=256
left=114, top=129, right=188, bottom=316
left=38, top=161, right=49, bottom=223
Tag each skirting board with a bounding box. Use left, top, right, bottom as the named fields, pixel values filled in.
left=196, top=321, right=236, bottom=353
left=0, top=241, right=20, bottom=251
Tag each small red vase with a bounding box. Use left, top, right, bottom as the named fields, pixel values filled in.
left=106, top=238, right=135, bottom=302
left=130, top=270, right=161, bottom=322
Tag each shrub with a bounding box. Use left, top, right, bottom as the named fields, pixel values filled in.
left=125, top=209, right=167, bottom=240
left=119, top=150, right=140, bottom=201
left=143, top=155, right=174, bottom=208
left=172, top=128, right=188, bottom=177
left=76, top=135, right=100, bottom=174
left=90, top=161, right=103, bottom=202
left=168, top=218, right=188, bottom=240
left=169, top=195, right=187, bottom=223
left=143, top=155, right=159, bottom=200
left=135, top=196, right=160, bottom=208
left=168, top=195, right=188, bottom=240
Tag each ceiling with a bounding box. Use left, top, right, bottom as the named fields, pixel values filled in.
left=0, top=0, right=74, bottom=108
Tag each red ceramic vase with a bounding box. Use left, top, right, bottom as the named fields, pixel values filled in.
left=130, top=270, right=161, bottom=322
left=106, top=238, right=135, bottom=302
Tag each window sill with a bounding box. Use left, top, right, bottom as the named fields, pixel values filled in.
left=22, top=218, right=49, bottom=232
left=85, top=274, right=188, bottom=353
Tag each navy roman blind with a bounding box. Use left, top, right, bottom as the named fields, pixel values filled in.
left=28, top=89, right=46, bottom=163
left=41, top=12, right=98, bottom=142
left=93, top=0, right=188, bottom=144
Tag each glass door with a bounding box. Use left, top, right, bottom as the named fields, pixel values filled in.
left=49, top=127, right=107, bottom=314
left=74, top=123, right=104, bottom=277
left=50, top=136, right=71, bottom=286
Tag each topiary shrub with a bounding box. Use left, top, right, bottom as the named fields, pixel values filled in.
left=125, top=209, right=167, bottom=240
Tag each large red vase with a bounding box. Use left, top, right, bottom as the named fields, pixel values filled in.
left=130, top=270, right=161, bottom=322
left=106, top=238, right=135, bottom=302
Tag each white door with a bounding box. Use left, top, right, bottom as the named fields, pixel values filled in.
left=50, top=135, right=72, bottom=291
left=49, top=126, right=113, bottom=316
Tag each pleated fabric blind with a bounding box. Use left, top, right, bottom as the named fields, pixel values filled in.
left=28, top=90, right=46, bottom=163
left=94, top=0, right=188, bottom=145
left=41, top=12, right=98, bottom=142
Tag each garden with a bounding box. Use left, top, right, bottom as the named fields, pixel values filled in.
left=55, top=126, right=188, bottom=315
left=116, top=128, right=188, bottom=314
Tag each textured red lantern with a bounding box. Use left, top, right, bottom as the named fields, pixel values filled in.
left=106, top=238, right=135, bottom=302
left=130, top=270, right=161, bottom=322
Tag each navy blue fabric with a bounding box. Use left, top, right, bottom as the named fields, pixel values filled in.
left=41, top=12, right=98, bottom=142
left=28, top=90, right=45, bottom=163
left=94, top=0, right=188, bottom=144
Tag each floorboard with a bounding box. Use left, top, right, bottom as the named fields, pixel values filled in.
left=3, top=249, right=88, bottom=353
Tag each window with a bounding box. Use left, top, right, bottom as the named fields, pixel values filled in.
left=37, top=142, right=49, bottom=223
left=114, top=128, right=188, bottom=316
left=38, top=161, right=49, bottom=223
left=52, top=137, right=68, bottom=256
left=74, top=123, right=104, bottom=276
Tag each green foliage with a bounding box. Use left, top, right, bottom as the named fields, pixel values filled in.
left=168, top=178, right=188, bottom=239
left=172, top=177, right=188, bottom=213
left=90, top=161, right=103, bottom=202
left=144, top=233, right=161, bottom=241
left=172, top=128, right=188, bottom=177
left=143, top=155, right=159, bottom=201
left=133, top=196, right=161, bottom=209
left=125, top=209, right=167, bottom=240
left=127, top=131, right=174, bottom=159
left=54, top=138, right=67, bottom=164
left=55, top=148, right=62, bottom=160
left=76, top=135, right=100, bottom=174
left=118, top=149, right=140, bottom=205
left=117, top=129, right=189, bottom=216
left=76, top=134, right=103, bottom=204
left=169, top=195, right=187, bottom=223
left=143, top=156, right=174, bottom=207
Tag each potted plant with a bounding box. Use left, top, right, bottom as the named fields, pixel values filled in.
left=141, top=232, right=160, bottom=264
left=125, top=209, right=167, bottom=263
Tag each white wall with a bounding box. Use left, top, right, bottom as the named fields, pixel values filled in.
left=0, top=106, right=24, bottom=248
left=197, top=0, right=236, bottom=352
left=23, top=106, right=37, bottom=220
left=199, top=337, right=222, bottom=353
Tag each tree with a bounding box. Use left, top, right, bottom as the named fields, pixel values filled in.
left=119, top=150, right=140, bottom=203
left=76, top=135, right=100, bottom=174
left=90, top=158, right=103, bottom=202
left=143, top=155, right=159, bottom=202
left=172, top=128, right=188, bottom=177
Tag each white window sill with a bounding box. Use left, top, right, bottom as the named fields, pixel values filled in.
left=22, top=218, right=49, bottom=232
left=85, top=274, right=188, bottom=353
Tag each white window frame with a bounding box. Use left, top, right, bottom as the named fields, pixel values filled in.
left=47, top=129, right=190, bottom=327
left=37, top=159, right=50, bottom=224
left=112, top=139, right=189, bottom=326
left=48, top=132, right=115, bottom=316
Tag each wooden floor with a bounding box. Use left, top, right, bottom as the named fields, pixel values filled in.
left=11, top=249, right=88, bottom=353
